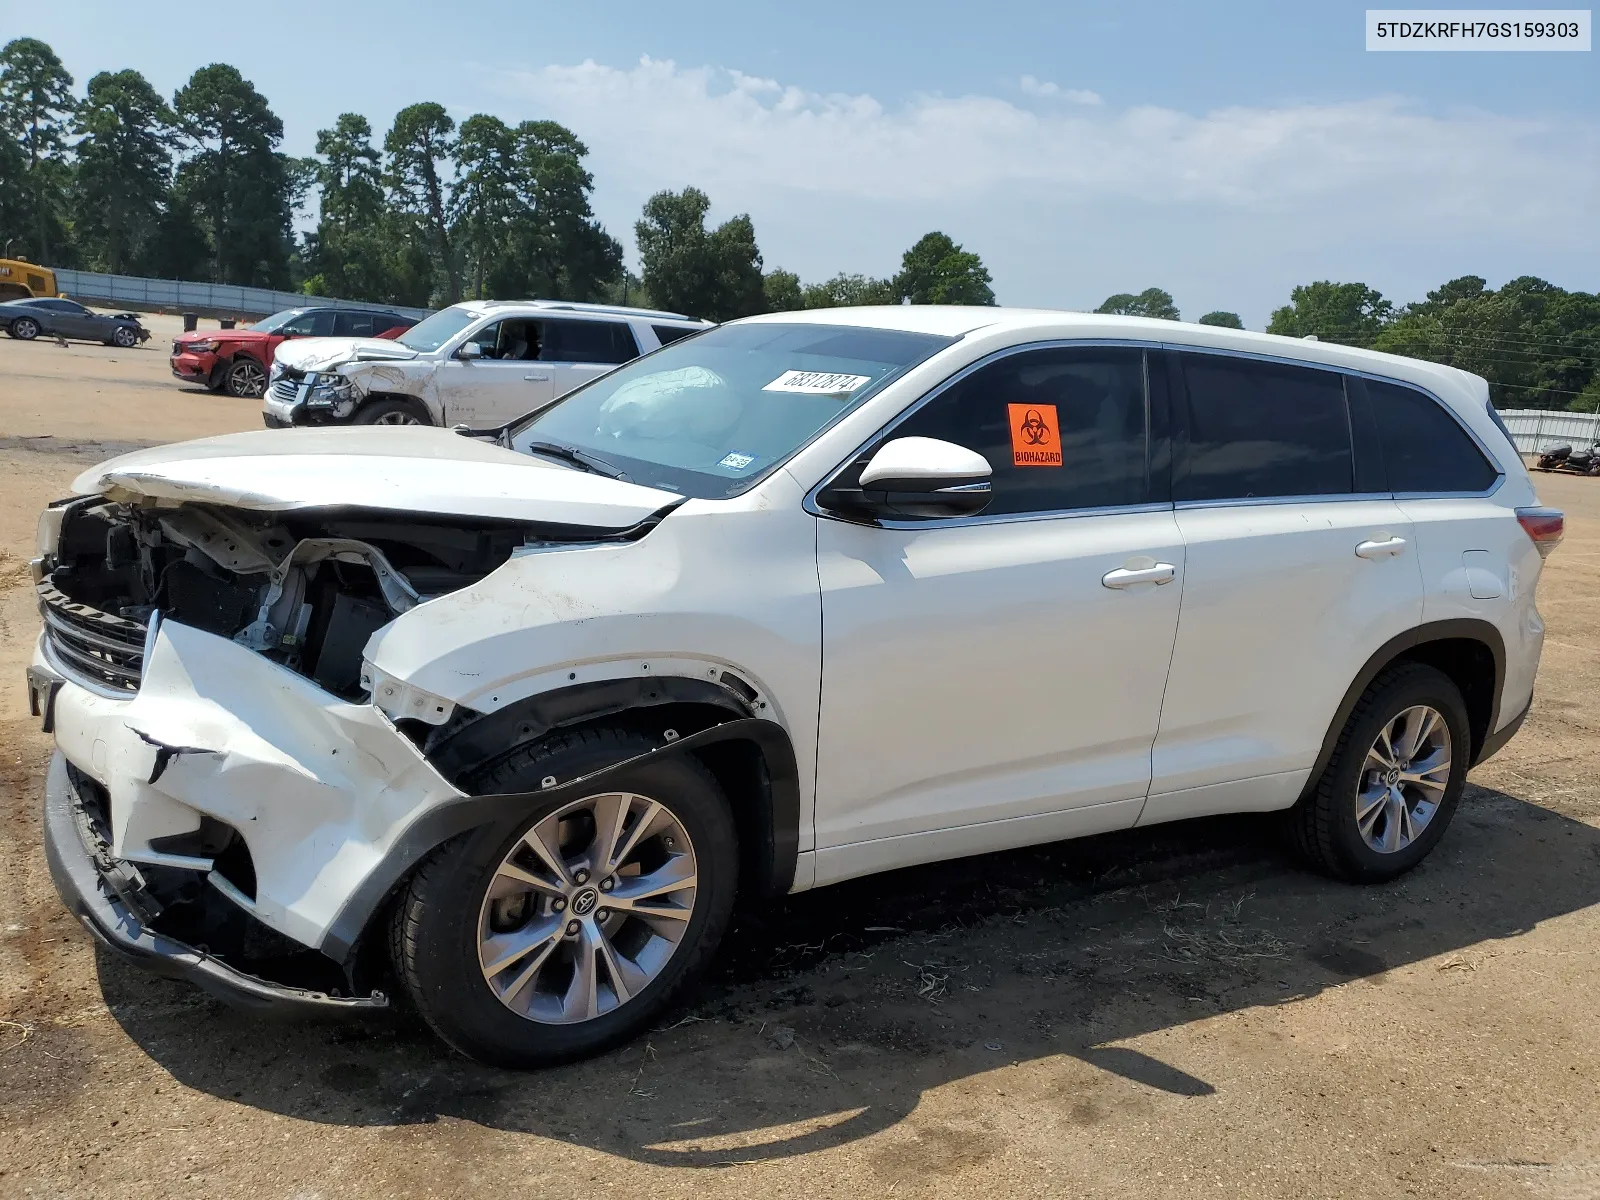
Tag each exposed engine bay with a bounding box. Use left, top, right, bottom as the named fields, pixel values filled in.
left=40, top=498, right=537, bottom=698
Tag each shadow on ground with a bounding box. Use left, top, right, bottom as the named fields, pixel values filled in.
left=102, top=784, right=1600, bottom=1167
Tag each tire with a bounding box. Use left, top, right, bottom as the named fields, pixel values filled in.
left=11, top=317, right=39, bottom=341
left=112, top=325, right=138, bottom=349
left=390, top=727, right=739, bottom=1067
left=223, top=355, right=268, bottom=398
left=1288, top=662, right=1470, bottom=882
left=353, top=397, right=430, bottom=426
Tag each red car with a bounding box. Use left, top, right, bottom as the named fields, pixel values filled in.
left=170, top=306, right=417, bottom=398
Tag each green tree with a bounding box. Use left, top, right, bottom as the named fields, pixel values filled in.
left=1096, top=288, right=1180, bottom=320
left=450, top=113, right=519, bottom=299
left=803, top=272, right=895, bottom=308
left=1267, top=281, right=1391, bottom=345
left=763, top=268, right=803, bottom=312
left=506, top=120, right=621, bottom=302
left=0, top=37, right=75, bottom=263
left=635, top=187, right=765, bottom=321
left=893, top=232, right=994, bottom=305
left=385, top=102, right=459, bottom=303
left=1197, top=310, right=1243, bottom=329
left=72, top=69, right=176, bottom=274
left=173, top=63, right=296, bottom=286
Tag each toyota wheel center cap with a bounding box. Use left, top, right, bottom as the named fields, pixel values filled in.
left=571, top=888, right=599, bottom=916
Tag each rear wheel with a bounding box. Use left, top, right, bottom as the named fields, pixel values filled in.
left=10, top=317, right=39, bottom=341
left=354, top=397, right=429, bottom=426
left=224, top=356, right=267, bottom=398
left=390, top=727, right=738, bottom=1067
left=1288, top=663, right=1470, bottom=882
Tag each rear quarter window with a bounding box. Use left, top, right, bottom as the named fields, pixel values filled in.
left=652, top=324, right=699, bottom=346
left=1366, top=379, right=1499, bottom=493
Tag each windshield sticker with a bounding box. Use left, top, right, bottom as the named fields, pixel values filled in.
left=762, top=370, right=873, bottom=396
left=718, top=451, right=757, bottom=471
left=1009, top=404, right=1063, bottom=467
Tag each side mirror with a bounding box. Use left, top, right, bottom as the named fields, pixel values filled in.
left=457, top=341, right=484, bottom=360
left=854, top=436, right=992, bottom=519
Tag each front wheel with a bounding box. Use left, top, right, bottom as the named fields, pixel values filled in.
left=112, top=325, right=139, bottom=349
left=390, top=727, right=739, bottom=1067
left=1287, top=663, right=1470, bottom=882
left=224, top=356, right=267, bottom=398
left=353, top=397, right=429, bottom=426
left=11, top=317, right=39, bottom=341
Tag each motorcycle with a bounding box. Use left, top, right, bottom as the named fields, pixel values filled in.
left=1535, top=443, right=1600, bottom=476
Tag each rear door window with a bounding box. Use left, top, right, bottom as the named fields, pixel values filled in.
left=281, top=310, right=337, bottom=336
left=542, top=319, right=638, bottom=364
left=334, top=311, right=378, bottom=337
left=1366, top=379, right=1500, bottom=493
left=1176, top=354, right=1353, bottom=501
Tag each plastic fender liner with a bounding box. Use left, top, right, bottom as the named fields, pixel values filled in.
left=318, top=716, right=800, bottom=962
left=1303, top=618, right=1506, bottom=795
left=424, top=674, right=757, bottom=785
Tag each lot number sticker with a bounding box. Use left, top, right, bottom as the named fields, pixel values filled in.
left=763, top=370, right=872, bottom=395
left=1009, top=403, right=1062, bottom=467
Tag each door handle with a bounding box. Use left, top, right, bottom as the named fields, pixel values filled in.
left=1355, top=535, right=1407, bottom=559
left=523, top=373, right=551, bottom=382
left=1102, top=562, right=1176, bottom=589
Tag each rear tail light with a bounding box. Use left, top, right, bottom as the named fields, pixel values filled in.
left=1516, top=506, right=1564, bottom=558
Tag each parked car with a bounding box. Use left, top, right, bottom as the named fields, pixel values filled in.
left=3, top=296, right=149, bottom=347
left=263, top=300, right=711, bottom=428
left=170, top=306, right=417, bottom=399
left=32, top=307, right=1559, bottom=1067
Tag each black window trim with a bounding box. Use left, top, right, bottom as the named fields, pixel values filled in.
left=805, top=337, right=1170, bottom=530
left=1165, top=345, right=1504, bottom=509
left=805, top=338, right=1505, bottom=528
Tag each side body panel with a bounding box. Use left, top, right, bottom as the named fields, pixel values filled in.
left=812, top=509, right=1185, bottom=876
left=1145, top=499, right=1425, bottom=817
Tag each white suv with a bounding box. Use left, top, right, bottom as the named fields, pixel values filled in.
left=32, top=307, right=1561, bottom=1066
left=263, top=299, right=711, bottom=429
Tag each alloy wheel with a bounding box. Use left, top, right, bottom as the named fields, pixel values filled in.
left=1356, top=704, right=1452, bottom=854
left=13, top=317, right=38, bottom=340
left=477, top=791, right=698, bottom=1024
left=373, top=410, right=422, bottom=425
left=228, top=359, right=267, bottom=398
left=113, top=326, right=138, bottom=348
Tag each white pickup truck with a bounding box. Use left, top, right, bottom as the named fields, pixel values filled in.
left=264, top=299, right=711, bottom=429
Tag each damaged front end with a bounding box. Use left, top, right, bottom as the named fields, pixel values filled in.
left=33, top=496, right=564, bottom=1008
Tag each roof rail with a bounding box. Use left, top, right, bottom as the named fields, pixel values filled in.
left=492, top=298, right=709, bottom=323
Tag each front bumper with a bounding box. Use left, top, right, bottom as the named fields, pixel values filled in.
left=43, top=752, right=386, bottom=1013
left=34, top=618, right=468, bottom=958
left=170, top=350, right=216, bottom=381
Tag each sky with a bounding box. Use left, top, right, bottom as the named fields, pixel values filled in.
left=4, top=0, right=1597, bottom=326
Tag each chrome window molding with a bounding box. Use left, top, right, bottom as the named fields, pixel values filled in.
left=868, top=500, right=1174, bottom=533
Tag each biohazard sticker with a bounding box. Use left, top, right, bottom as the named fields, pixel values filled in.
left=1009, top=403, right=1062, bottom=467
left=763, top=370, right=872, bottom=395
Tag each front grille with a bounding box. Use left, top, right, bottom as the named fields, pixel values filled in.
left=37, top=579, right=146, bottom=693
left=269, top=377, right=301, bottom=404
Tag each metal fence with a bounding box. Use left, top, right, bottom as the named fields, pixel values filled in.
left=51, top=268, right=432, bottom=321
left=1497, top=409, right=1600, bottom=454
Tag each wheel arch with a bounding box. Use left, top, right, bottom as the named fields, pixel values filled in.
left=355, top=391, right=436, bottom=424
left=1305, top=619, right=1506, bottom=794
left=318, top=676, right=800, bottom=964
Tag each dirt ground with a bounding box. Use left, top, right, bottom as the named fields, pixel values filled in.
left=2, top=317, right=1598, bottom=1200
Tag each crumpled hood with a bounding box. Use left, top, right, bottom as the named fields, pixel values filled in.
left=274, top=337, right=417, bottom=372
left=176, top=328, right=270, bottom=344
left=73, top=426, right=682, bottom=529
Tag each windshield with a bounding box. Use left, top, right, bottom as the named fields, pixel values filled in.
left=510, top=322, right=955, bottom=498
left=249, top=309, right=304, bottom=334
left=397, top=306, right=480, bottom=352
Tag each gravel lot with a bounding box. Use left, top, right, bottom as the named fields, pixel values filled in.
left=2, top=315, right=1598, bottom=1200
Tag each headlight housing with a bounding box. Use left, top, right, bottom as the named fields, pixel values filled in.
left=185, top=339, right=219, bottom=353
left=304, top=372, right=357, bottom=408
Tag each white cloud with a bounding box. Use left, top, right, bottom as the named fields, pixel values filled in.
left=489, top=57, right=1600, bottom=324
left=1020, top=75, right=1103, bottom=105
